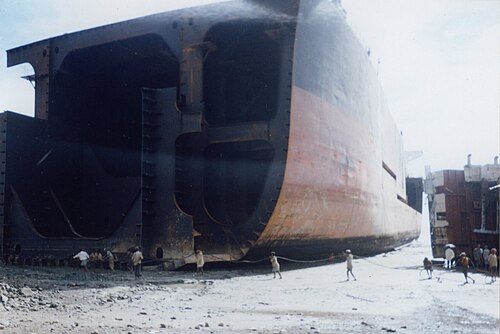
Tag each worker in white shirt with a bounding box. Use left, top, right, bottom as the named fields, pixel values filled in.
left=270, top=251, right=282, bottom=279
left=345, top=249, right=357, bottom=281
left=73, top=250, right=90, bottom=273
left=195, top=250, right=205, bottom=276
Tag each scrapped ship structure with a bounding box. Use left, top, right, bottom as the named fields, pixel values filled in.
left=424, top=156, right=500, bottom=259
left=1, top=0, right=422, bottom=268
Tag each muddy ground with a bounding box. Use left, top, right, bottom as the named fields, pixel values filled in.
left=0, top=242, right=498, bottom=334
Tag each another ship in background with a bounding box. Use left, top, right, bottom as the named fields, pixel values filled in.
left=425, top=155, right=499, bottom=259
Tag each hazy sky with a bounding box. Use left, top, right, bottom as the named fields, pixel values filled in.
left=0, top=0, right=498, bottom=177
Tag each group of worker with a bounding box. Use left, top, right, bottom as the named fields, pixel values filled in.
left=73, top=248, right=115, bottom=273
left=434, top=246, right=498, bottom=284
left=472, top=244, right=496, bottom=270
left=453, top=250, right=497, bottom=284
left=191, top=249, right=354, bottom=281
left=69, top=247, right=390, bottom=283
left=73, top=247, right=144, bottom=279
left=73, top=246, right=497, bottom=284
left=274, top=248, right=498, bottom=284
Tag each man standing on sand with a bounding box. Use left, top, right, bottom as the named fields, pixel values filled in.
left=487, top=248, right=497, bottom=283
left=472, top=244, right=483, bottom=269
left=104, top=248, right=115, bottom=272
left=131, top=247, right=143, bottom=279
left=345, top=249, right=357, bottom=281
left=73, top=249, right=89, bottom=273
left=195, top=250, right=205, bottom=276
left=483, top=245, right=490, bottom=271
left=458, top=252, right=475, bottom=284
left=270, top=251, right=282, bottom=279
left=423, top=257, right=433, bottom=279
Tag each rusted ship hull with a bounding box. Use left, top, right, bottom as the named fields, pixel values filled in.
left=1, top=0, right=421, bottom=267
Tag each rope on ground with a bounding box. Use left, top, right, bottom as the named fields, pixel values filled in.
left=139, top=251, right=497, bottom=282
left=190, top=254, right=336, bottom=264
left=276, top=255, right=335, bottom=264
left=433, top=267, right=496, bottom=283
left=354, top=254, right=495, bottom=282
left=233, top=254, right=342, bottom=264
left=233, top=258, right=269, bottom=264
left=352, top=254, right=412, bottom=270
left=206, top=254, right=269, bottom=264
left=142, top=252, right=403, bottom=267
left=137, top=252, right=198, bottom=266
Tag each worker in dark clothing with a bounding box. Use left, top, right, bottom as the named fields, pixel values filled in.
left=472, top=244, right=483, bottom=269
left=423, top=257, right=433, bottom=279
left=483, top=246, right=490, bottom=271
left=458, top=252, right=475, bottom=284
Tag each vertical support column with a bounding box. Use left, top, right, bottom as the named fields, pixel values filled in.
left=0, top=114, right=6, bottom=259
left=35, top=46, right=50, bottom=120
left=179, top=41, right=209, bottom=120
left=178, top=16, right=212, bottom=116
left=180, top=45, right=204, bottom=113
left=138, top=19, right=206, bottom=263
left=141, top=88, right=194, bottom=263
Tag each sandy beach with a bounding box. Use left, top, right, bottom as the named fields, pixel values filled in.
left=1, top=238, right=498, bottom=334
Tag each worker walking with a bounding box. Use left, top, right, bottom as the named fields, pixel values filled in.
left=458, top=252, right=475, bottom=284
left=423, top=257, right=433, bottom=279
left=73, top=249, right=90, bottom=274
left=195, top=250, right=205, bottom=276
left=131, top=247, right=144, bottom=279
left=270, top=251, right=282, bottom=279
left=345, top=249, right=357, bottom=281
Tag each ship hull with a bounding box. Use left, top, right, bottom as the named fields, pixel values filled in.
left=1, top=0, right=421, bottom=267
left=254, top=88, right=421, bottom=258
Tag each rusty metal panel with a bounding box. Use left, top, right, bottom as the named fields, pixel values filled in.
left=255, top=0, right=421, bottom=256
left=427, top=168, right=499, bottom=258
